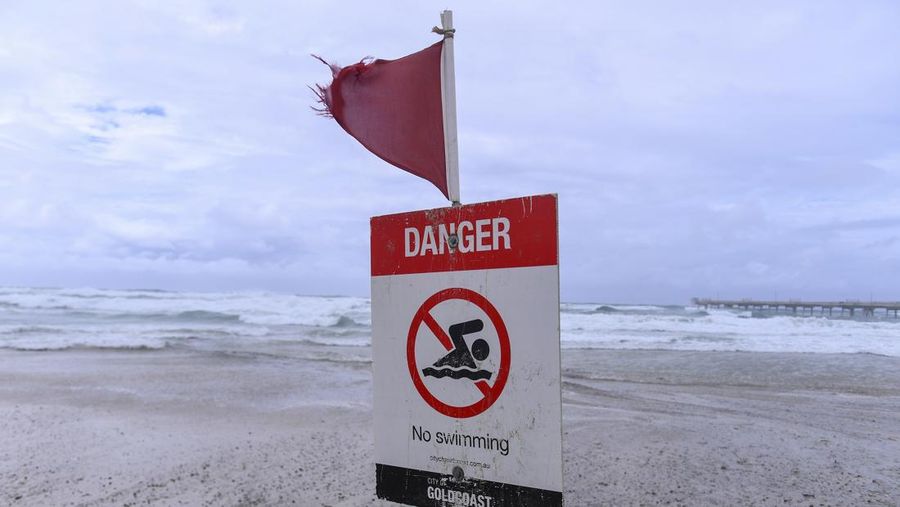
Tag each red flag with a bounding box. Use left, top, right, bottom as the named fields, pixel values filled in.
left=314, top=42, right=448, bottom=198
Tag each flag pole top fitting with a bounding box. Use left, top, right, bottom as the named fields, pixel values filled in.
left=432, top=26, right=455, bottom=38
left=432, top=9, right=455, bottom=39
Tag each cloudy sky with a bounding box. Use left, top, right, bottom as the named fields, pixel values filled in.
left=1, top=1, right=898, bottom=303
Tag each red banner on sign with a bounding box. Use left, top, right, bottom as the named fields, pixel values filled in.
left=371, top=194, right=558, bottom=277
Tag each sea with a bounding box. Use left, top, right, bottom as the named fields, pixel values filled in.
left=1, top=287, right=899, bottom=358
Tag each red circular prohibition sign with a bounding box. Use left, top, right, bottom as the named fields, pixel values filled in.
left=407, top=287, right=511, bottom=419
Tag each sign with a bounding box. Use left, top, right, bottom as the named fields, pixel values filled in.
left=372, top=194, right=562, bottom=506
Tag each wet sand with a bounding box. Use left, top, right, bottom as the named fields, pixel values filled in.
left=1, top=348, right=898, bottom=506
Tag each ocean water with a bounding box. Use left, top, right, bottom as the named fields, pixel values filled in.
left=1, top=287, right=898, bottom=357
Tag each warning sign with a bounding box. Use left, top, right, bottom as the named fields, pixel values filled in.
left=372, top=194, right=562, bottom=506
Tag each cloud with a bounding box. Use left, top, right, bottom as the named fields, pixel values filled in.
left=808, top=217, right=900, bottom=232
left=1, top=0, right=899, bottom=302
left=127, top=105, right=166, bottom=117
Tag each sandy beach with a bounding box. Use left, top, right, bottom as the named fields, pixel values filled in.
left=2, top=347, right=898, bottom=506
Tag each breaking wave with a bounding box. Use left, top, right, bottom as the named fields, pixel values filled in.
left=0, top=287, right=371, bottom=354
left=2, top=287, right=899, bottom=357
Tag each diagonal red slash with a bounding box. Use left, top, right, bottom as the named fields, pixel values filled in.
left=422, top=311, right=453, bottom=351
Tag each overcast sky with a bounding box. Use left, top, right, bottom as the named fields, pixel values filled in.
left=1, top=1, right=899, bottom=303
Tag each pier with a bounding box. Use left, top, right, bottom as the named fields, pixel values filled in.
left=692, top=298, right=900, bottom=318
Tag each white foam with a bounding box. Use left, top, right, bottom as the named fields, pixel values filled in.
left=0, top=287, right=371, bottom=327
left=3, top=288, right=899, bottom=356
left=560, top=307, right=900, bottom=356
left=0, top=287, right=370, bottom=352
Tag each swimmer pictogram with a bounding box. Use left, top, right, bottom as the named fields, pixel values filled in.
left=421, top=319, right=492, bottom=381
left=407, top=287, right=510, bottom=418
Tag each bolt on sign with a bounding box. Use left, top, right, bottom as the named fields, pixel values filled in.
left=371, top=194, right=562, bottom=506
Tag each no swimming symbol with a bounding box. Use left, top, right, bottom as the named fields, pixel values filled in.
left=421, top=318, right=492, bottom=381
left=406, top=288, right=510, bottom=418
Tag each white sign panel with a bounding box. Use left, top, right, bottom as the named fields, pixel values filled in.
left=371, top=194, right=562, bottom=506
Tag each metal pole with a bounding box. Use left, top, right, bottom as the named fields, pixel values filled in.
left=436, top=10, right=461, bottom=205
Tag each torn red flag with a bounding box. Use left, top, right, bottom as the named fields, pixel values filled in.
left=313, top=42, right=448, bottom=198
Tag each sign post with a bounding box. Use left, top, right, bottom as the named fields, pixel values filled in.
left=372, top=194, right=562, bottom=506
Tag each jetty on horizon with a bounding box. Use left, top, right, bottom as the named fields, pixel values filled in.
left=692, top=298, right=900, bottom=318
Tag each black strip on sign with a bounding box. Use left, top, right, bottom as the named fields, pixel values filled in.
left=376, top=463, right=562, bottom=507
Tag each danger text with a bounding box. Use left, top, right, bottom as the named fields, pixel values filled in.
left=404, top=218, right=511, bottom=257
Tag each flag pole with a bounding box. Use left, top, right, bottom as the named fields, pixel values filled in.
left=435, top=10, right=461, bottom=206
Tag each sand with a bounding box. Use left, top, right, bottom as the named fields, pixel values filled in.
left=1, top=347, right=898, bottom=506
